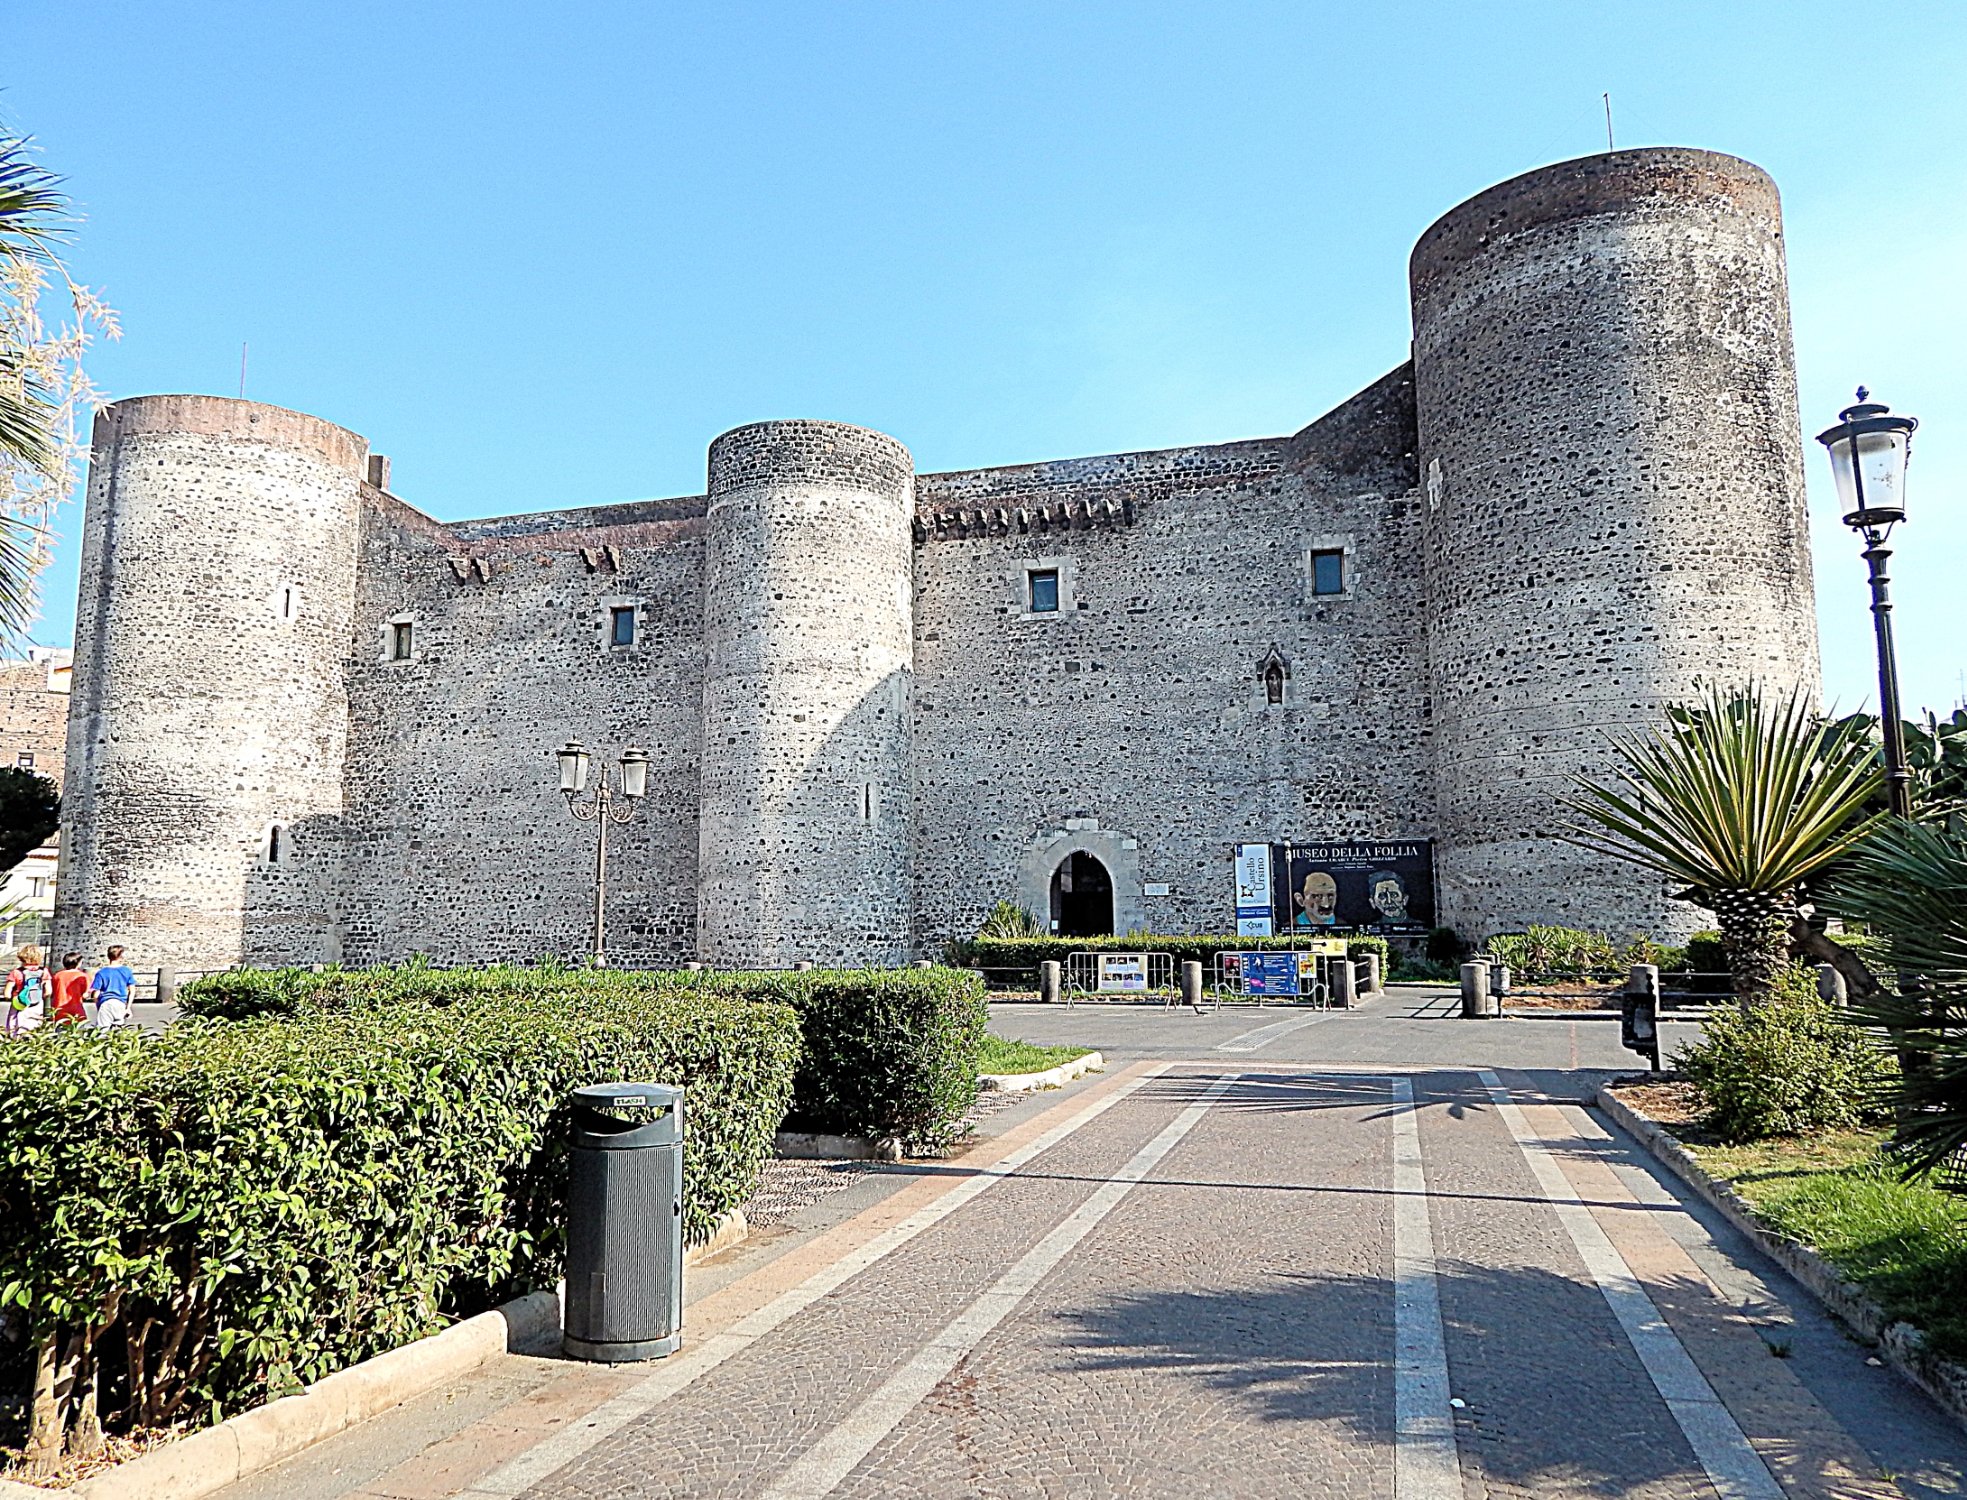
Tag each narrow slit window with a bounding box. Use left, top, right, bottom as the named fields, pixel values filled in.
left=610, top=606, right=637, bottom=648
left=266, top=825, right=284, bottom=864
left=390, top=621, right=414, bottom=660
left=1310, top=549, right=1345, bottom=596
left=1028, top=568, right=1060, bottom=614
left=860, top=781, right=875, bottom=824
left=281, top=586, right=295, bottom=620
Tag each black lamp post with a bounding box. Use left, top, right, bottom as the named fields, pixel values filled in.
left=555, top=741, right=650, bottom=965
left=1816, top=388, right=1919, bottom=818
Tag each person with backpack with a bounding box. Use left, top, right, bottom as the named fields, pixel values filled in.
left=5, top=943, right=50, bottom=1037
left=88, top=944, right=136, bottom=1030
left=50, top=951, right=90, bottom=1026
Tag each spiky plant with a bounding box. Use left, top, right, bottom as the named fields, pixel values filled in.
left=1564, top=683, right=1886, bottom=1008
left=1826, top=819, right=1967, bottom=1181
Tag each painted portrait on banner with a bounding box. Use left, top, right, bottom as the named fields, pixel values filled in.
left=1279, top=841, right=1435, bottom=933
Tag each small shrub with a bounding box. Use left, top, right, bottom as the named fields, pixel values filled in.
left=1425, top=926, right=1469, bottom=966
left=974, top=900, right=1044, bottom=939
left=1484, top=926, right=1686, bottom=984
left=1674, top=966, right=1897, bottom=1143
left=1683, top=930, right=1728, bottom=975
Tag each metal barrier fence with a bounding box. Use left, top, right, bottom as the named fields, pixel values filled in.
left=1064, top=951, right=1177, bottom=1006
left=1214, top=951, right=1352, bottom=1007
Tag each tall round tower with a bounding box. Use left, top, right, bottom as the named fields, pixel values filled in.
left=696, top=420, right=916, bottom=966
left=1410, top=149, right=1820, bottom=940
left=56, top=396, right=366, bottom=972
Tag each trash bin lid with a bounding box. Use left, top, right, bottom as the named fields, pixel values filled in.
left=573, top=1081, right=683, bottom=1113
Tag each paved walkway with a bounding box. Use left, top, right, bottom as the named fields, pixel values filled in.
left=215, top=991, right=1967, bottom=1499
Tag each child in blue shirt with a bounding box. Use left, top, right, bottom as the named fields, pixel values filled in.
left=88, top=945, right=136, bottom=1030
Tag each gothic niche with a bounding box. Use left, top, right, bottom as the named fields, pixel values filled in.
left=1258, top=646, right=1290, bottom=706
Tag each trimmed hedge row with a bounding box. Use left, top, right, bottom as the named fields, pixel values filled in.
left=1483, top=927, right=1689, bottom=984
left=0, top=987, right=798, bottom=1457
left=949, top=932, right=1390, bottom=979
left=179, top=962, right=989, bottom=1150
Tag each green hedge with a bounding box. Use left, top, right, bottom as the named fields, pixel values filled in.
left=181, top=961, right=988, bottom=1151
left=1484, top=926, right=1688, bottom=983
left=0, top=987, right=797, bottom=1457
left=949, top=932, right=1390, bottom=979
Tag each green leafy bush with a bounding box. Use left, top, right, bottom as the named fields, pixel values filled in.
left=974, top=900, right=1044, bottom=939
left=0, top=987, right=798, bottom=1455
left=181, top=961, right=986, bottom=1153
left=1683, top=930, right=1728, bottom=975
left=1484, top=926, right=1686, bottom=983
left=950, top=932, right=1388, bottom=981
left=1674, top=966, right=1896, bottom=1143
left=1425, top=926, right=1469, bottom=966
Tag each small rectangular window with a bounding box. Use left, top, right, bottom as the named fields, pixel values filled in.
left=610, top=606, right=637, bottom=648
left=1028, top=569, right=1060, bottom=614
left=390, top=621, right=414, bottom=660
left=1310, top=549, right=1345, bottom=596
left=14, top=753, right=32, bottom=769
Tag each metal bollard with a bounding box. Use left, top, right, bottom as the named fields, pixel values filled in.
left=1330, top=960, right=1358, bottom=1009
left=1179, top=959, right=1204, bottom=1012
left=1488, top=959, right=1511, bottom=999
left=1460, top=961, right=1493, bottom=1018
left=1816, top=963, right=1847, bottom=1005
left=1039, top=960, right=1062, bottom=1006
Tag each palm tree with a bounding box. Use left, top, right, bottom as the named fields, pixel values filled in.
left=0, top=128, right=95, bottom=639
left=1564, top=683, right=1885, bottom=1007
left=1827, top=818, right=1967, bottom=1180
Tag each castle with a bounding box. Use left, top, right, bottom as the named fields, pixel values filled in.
left=53, top=148, right=1821, bottom=974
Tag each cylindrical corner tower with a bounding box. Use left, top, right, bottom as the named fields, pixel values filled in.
left=1410, top=149, right=1820, bottom=940
left=696, top=419, right=916, bottom=967
left=56, top=396, right=367, bottom=972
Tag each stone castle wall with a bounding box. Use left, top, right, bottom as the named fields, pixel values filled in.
left=1410, top=149, right=1820, bottom=940
left=52, top=148, right=1826, bottom=971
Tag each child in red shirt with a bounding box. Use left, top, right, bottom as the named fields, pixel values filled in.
left=50, top=952, right=89, bottom=1026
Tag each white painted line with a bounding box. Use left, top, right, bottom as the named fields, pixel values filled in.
left=458, top=1064, right=1173, bottom=1499
left=1477, top=1071, right=1783, bottom=1500
left=1389, top=1076, right=1464, bottom=1500
left=755, top=1072, right=1244, bottom=1500
left=1214, top=1010, right=1337, bottom=1053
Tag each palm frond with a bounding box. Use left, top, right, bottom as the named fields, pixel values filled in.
left=1562, top=682, right=1886, bottom=894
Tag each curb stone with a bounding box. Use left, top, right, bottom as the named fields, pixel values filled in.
left=34, top=1207, right=747, bottom=1500
left=774, top=1131, right=902, bottom=1162
left=980, top=1050, right=1104, bottom=1094
left=1597, top=1084, right=1967, bottom=1435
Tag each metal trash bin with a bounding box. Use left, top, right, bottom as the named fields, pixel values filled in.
left=563, top=1082, right=685, bottom=1362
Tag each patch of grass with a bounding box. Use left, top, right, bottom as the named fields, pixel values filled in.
left=978, top=1034, right=1095, bottom=1076
left=1687, top=1130, right=1967, bottom=1360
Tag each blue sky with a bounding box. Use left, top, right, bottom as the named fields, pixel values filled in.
left=9, top=1, right=1965, bottom=715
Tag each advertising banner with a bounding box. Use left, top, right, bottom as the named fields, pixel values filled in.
left=1232, top=843, right=1275, bottom=937
left=1278, top=840, right=1435, bottom=934
left=1096, top=953, right=1149, bottom=993
left=1242, top=952, right=1302, bottom=996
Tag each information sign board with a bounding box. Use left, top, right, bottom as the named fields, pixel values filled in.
left=1096, top=954, right=1149, bottom=993
left=1233, top=843, right=1275, bottom=937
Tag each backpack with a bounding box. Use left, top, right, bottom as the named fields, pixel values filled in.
left=12, top=967, right=44, bottom=1011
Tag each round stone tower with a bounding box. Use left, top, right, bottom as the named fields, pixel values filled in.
left=1409, top=149, right=1820, bottom=941
left=696, top=420, right=916, bottom=966
left=56, top=396, right=366, bottom=972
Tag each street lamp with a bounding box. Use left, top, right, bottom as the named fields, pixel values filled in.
left=554, top=741, right=650, bottom=965
left=1816, top=388, right=1919, bottom=818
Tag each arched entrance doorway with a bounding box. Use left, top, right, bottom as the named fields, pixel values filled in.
left=1050, top=851, right=1114, bottom=937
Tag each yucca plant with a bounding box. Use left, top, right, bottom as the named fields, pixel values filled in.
left=975, top=899, right=1045, bottom=939
left=1565, top=683, right=1886, bottom=1008
left=1826, top=819, right=1967, bottom=1181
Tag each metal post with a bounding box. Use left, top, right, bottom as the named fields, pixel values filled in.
left=1038, top=960, right=1062, bottom=1006
left=1863, top=537, right=1913, bottom=818
left=1179, top=959, right=1203, bottom=1012
left=592, top=779, right=611, bottom=966
left=1460, top=961, right=1491, bottom=1019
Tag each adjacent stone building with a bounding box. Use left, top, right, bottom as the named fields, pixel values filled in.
left=55, top=148, right=1821, bottom=973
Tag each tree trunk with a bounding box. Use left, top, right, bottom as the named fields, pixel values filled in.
left=1788, top=918, right=1884, bottom=1002
left=1710, top=886, right=1795, bottom=1010
left=22, top=1327, right=64, bottom=1476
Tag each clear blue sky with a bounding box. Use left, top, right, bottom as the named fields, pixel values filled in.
left=10, top=1, right=1965, bottom=715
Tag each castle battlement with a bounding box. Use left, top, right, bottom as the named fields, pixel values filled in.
left=55, top=148, right=1820, bottom=971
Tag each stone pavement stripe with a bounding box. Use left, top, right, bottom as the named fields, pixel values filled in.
left=456, top=1062, right=1173, bottom=1500
left=752, top=1071, right=1245, bottom=1500
left=1389, top=1076, right=1464, bottom=1500
left=1214, top=1010, right=1339, bottom=1053
left=1477, top=1071, right=1784, bottom=1500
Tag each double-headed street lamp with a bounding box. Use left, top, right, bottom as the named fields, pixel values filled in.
left=1816, top=389, right=1919, bottom=819
left=555, top=741, right=650, bottom=966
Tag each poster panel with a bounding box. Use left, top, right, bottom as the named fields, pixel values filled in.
left=1243, top=952, right=1302, bottom=997
left=1279, top=841, right=1435, bottom=934
left=1233, top=842, right=1275, bottom=937
left=1097, top=953, right=1149, bottom=993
